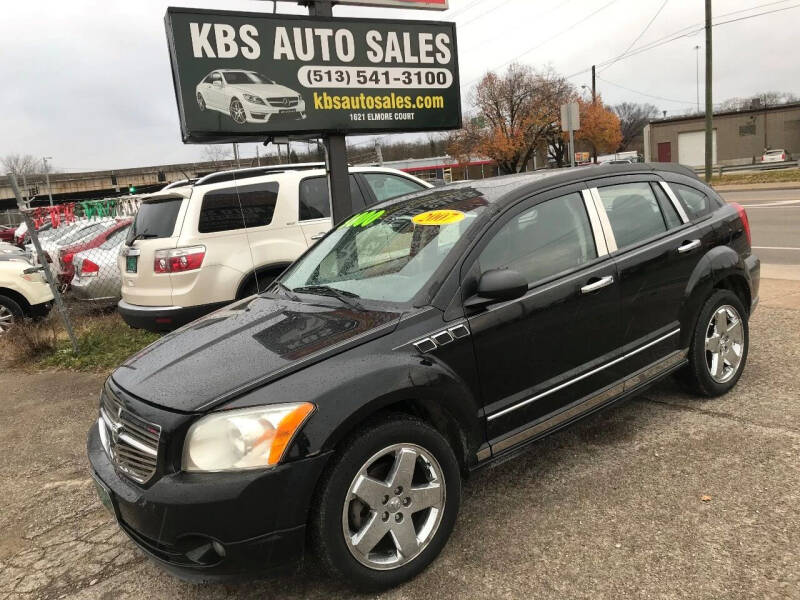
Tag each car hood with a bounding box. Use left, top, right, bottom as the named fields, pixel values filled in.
left=111, top=295, right=402, bottom=413
left=229, top=83, right=299, bottom=97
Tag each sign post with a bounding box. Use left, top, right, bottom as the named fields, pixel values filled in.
left=560, top=102, right=580, bottom=168
left=164, top=4, right=461, bottom=224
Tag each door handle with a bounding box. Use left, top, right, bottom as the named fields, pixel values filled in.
left=310, top=232, right=326, bottom=240
left=677, top=239, right=701, bottom=253
left=580, top=275, right=614, bottom=294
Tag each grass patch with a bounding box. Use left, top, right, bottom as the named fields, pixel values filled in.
left=711, top=167, right=800, bottom=186
left=2, top=311, right=160, bottom=372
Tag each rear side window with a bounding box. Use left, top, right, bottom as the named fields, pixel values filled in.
left=299, top=175, right=366, bottom=221
left=597, top=182, right=668, bottom=249
left=198, top=182, right=278, bottom=233
left=672, top=183, right=713, bottom=219
left=362, top=173, right=425, bottom=203
left=130, top=198, right=183, bottom=240
left=478, top=192, right=597, bottom=285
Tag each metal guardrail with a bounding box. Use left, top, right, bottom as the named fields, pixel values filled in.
left=694, top=160, right=799, bottom=175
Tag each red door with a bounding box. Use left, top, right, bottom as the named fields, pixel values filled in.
left=657, top=142, right=672, bottom=162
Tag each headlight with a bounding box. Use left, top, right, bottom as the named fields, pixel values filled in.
left=182, top=403, right=314, bottom=472
left=243, top=93, right=265, bottom=105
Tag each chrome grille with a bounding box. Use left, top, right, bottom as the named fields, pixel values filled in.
left=266, top=97, right=299, bottom=108
left=98, top=385, right=161, bottom=484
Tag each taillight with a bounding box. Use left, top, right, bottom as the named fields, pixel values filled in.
left=80, top=259, right=100, bottom=277
left=730, top=202, right=751, bottom=246
left=63, top=252, right=74, bottom=265
left=154, top=246, right=206, bottom=273
left=781, top=153, right=786, bottom=160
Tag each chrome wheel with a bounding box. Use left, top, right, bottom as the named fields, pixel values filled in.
left=705, top=304, right=744, bottom=383
left=342, top=443, right=445, bottom=571
left=197, top=92, right=205, bottom=111
left=230, top=99, right=246, bottom=124
left=0, top=305, right=15, bottom=334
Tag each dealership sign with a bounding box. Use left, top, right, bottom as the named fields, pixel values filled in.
left=165, top=7, right=461, bottom=143
left=331, top=0, right=448, bottom=9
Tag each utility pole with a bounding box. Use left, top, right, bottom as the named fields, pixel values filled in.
left=43, top=156, right=54, bottom=207
left=704, top=0, right=713, bottom=183
left=375, top=139, right=384, bottom=166
left=591, top=65, right=596, bottom=104
left=309, top=0, right=353, bottom=225
left=232, top=143, right=240, bottom=168
left=256, top=144, right=261, bottom=167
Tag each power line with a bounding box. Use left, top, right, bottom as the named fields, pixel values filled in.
left=596, top=75, right=695, bottom=105
left=460, top=0, right=622, bottom=89
left=600, top=0, right=670, bottom=73
left=459, top=0, right=516, bottom=28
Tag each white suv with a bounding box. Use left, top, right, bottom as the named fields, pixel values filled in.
left=0, top=254, right=53, bottom=335
left=117, top=164, right=431, bottom=331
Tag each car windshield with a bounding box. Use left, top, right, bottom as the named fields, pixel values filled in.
left=281, top=188, right=489, bottom=304
left=766, top=150, right=784, bottom=155
left=223, top=71, right=273, bottom=85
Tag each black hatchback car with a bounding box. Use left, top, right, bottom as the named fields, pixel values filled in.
left=88, top=163, right=759, bottom=590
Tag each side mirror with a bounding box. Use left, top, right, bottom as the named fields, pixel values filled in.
left=464, top=268, right=528, bottom=309
left=213, top=80, right=223, bottom=88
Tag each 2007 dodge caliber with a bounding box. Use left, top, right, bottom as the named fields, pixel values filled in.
left=88, top=164, right=759, bottom=590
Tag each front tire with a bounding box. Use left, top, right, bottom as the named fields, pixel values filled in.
left=197, top=92, right=206, bottom=111
left=310, top=416, right=461, bottom=591
left=0, top=295, right=23, bottom=335
left=678, top=289, right=749, bottom=396
left=229, top=98, right=247, bottom=124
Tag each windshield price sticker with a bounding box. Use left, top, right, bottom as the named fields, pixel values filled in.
left=343, top=209, right=386, bottom=228
left=411, top=210, right=465, bottom=226
left=165, top=8, right=461, bottom=142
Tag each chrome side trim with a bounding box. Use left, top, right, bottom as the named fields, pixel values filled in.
left=489, top=349, right=687, bottom=455
left=486, top=328, right=680, bottom=421
left=582, top=189, right=609, bottom=257
left=589, top=187, right=618, bottom=253
left=658, top=181, right=690, bottom=224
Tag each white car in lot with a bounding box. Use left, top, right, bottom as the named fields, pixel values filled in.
left=0, top=254, right=53, bottom=334
left=196, top=69, right=307, bottom=125
left=759, top=148, right=793, bottom=163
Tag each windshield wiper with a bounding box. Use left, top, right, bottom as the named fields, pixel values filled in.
left=271, top=281, right=301, bottom=301
left=127, top=229, right=157, bottom=245
left=292, top=284, right=365, bottom=311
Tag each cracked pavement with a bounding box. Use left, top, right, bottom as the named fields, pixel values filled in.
left=1, top=278, right=798, bottom=599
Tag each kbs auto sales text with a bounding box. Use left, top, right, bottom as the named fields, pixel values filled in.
left=189, top=23, right=453, bottom=66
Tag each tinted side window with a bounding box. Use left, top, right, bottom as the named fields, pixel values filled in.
left=129, top=198, right=183, bottom=241
left=362, top=173, right=425, bottom=203
left=597, top=182, right=668, bottom=249
left=651, top=183, right=683, bottom=229
left=198, top=182, right=278, bottom=233
left=478, top=193, right=597, bottom=285
left=299, top=175, right=365, bottom=221
left=672, top=183, right=713, bottom=219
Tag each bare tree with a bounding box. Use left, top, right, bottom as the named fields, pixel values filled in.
left=612, top=102, right=659, bottom=152
left=2, top=153, right=43, bottom=177
left=718, top=91, right=799, bottom=112
left=201, top=145, right=232, bottom=166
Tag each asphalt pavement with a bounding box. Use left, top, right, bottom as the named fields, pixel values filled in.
left=721, top=188, right=800, bottom=277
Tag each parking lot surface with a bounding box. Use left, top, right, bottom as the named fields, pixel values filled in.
left=1, top=278, right=799, bottom=600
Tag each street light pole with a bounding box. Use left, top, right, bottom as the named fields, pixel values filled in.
left=694, top=45, right=700, bottom=113
left=43, top=156, right=54, bottom=207
left=704, top=0, right=713, bottom=183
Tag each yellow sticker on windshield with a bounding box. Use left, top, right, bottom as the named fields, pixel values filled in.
left=412, top=210, right=465, bottom=226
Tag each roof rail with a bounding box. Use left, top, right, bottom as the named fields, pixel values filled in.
left=194, top=162, right=326, bottom=186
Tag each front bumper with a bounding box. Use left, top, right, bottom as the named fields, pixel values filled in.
left=87, top=422, right=331, bottom=581
left=117, top=299, right=228, bottom=332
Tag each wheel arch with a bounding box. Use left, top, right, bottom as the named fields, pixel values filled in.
left=0, top=287, right=31, bottom=313
left=235, top=263, right=290, bottom=299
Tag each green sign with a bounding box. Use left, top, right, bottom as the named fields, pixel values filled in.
left=164, top=7, right=461, bottom=143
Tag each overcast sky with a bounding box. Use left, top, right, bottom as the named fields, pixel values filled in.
left=1, top=0, right=797, bottom=171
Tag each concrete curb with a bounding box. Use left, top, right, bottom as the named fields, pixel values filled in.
left=713, top=181, right=800, bottom=192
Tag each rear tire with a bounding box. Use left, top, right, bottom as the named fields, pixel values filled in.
left=0, top=295, right=24, bottom=335
left=676, top=289, right=749, bottom=397
left=310, top=415, right=461, bottom=591
left=239, top=273, right=278, bottom=299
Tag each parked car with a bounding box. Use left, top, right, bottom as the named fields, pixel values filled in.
left=89, top=163, right=758, bottom=589
left=33, top=219, right=114, bottom=272
left=0, top=254, right=53, bottom=335
left=759, top=148, right=793, bottom=163
left=196, top=69, right=307, bottom=125
left=0, top=225, right=16, bottom=243
left=57, top=218, right=132, bottom=285
left=118, top=164, right=431, bottom=332
left=71, top=225, right=131, bottom=302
